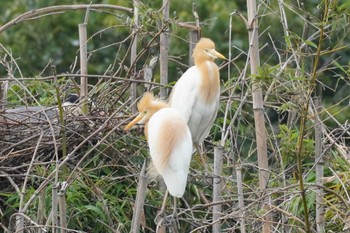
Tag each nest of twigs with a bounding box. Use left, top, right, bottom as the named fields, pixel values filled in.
left=0, top=98, right=127, bottom=186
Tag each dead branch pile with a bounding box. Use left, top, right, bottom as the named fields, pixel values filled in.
left=0, top=102, right=117, bottom=175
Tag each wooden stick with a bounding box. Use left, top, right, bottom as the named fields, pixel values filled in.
left=130, top=0, right=139, bottom=113
left=159, top=0, right=170, bottom=99
left=212, top=146, right=223, bottom=233
left=188, top=3, right=200, bottom=67
left=130, top=161, right=148, bottom=233
left=58, top=185, right=68, bottom=233
left=315, top=97, right=324, bottom=232
left=236, top=161, right=246, bottom=233
left=79, top=23, right=88, bottom=114
left=246, top=0, right=270, bottom=232
left=0, top=81, right=8, bottom=110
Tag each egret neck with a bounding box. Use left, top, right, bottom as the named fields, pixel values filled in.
left=198, top=61, right=220, bottom=104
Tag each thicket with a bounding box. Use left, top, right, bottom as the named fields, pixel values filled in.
left=0, top=0, right=349, bottom=232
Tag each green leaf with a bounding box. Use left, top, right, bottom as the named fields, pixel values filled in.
left=83, top=204, right=105, bottom=220
left=304, top=40, right=318, bottom=48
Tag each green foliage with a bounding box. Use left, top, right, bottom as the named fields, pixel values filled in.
left=8, top=80, right=58, bottom=106
left=278, top=125, right=315, bottom=167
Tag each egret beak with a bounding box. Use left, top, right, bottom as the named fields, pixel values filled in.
left=212, top=50, right=226, bottom=60
left=124, top=113, right=144, bottom=131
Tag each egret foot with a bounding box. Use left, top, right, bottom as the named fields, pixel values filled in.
left=155, top=194, right=180, bottom=232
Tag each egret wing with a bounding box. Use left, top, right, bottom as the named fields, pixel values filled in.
left=147, top=108, right=192, bottom=197
left=168, top=66, right=201, bottom=123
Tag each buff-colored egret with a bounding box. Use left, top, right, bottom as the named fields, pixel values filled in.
left=168, top=38, right=225, bottom=165
left=124, top=92, right=192, bottom=220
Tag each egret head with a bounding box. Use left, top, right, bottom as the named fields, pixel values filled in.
left=193, top=38, right=226, bottom=64
left=124, top=92, right=168, bottom=130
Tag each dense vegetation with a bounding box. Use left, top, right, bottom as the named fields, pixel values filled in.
left=1, top=0, right=350, bottom=232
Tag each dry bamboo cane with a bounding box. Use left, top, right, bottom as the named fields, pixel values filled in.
left=188, top=3, right=200, bottom=67
left=37, top=187, right=47, bottom=233
left=130, top=0, right=139, bottom=113
left=58, top=188, right=67, bottom=233
left=236, top=161, right=246, bottom=233
left=51, top=183, right=58, bottom=233
left=157, top=1, right=170, bottom=232
left=79, top=23, right=88, bottom=114
left=315, top=97, right=324, bottom=232
left=159, top=0, right=170, bottom=99
left=246, top=0, right=270, bottom=232
left=130, top=161, right=148, bottom=233
left=0, top=80, right=8, bottom=110
left=212, top=147, right=223, bottom=233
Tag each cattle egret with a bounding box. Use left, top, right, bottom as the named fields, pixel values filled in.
left=168, top=38, right=225, bottom=164
left=124, top=92, right=192, bottom=217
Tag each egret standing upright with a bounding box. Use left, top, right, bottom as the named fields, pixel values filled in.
left=124, top=92, right=193, bottom=219
left=168, top=38, right=225, bottom=165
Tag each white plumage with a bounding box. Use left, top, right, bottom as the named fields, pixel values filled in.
left=148, top=108, right=192, bottom=197
left=169, top=38, right=225, bottom=145
left=124, top=92, right=192, bottom=197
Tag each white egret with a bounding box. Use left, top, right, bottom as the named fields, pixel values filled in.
left=124, top=92, right=192, bottom=220
left=168, top=38, right=225, bottom=165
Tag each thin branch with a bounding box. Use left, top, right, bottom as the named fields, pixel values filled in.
left=0, top=4, right=133, bottom=33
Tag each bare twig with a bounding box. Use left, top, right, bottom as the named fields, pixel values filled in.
left=0, top=4, right=133, bottom=34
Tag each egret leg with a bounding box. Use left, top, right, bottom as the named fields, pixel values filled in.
left=159, top=189, right=169, bottom=216
left=155, top=190, right=169, bottom=226
left=195, top=143, right=209, bottom=172
left=171, top=197, right=180, bottom=233
left=172, top=197, right=177, bottom=217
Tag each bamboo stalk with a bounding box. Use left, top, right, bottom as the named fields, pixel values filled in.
left=130, top=0, right=139, bottom=113
left=314, top=97, right=324, bottom=232
left=37, top=186, right=47, bottom=233
left=51, top=183, right=58, bottom=233
left=79, top=23, right=88, bottom=114
left=212, top=146, right=223, bottom=233
left=130, top=161, right=148, bottom=233
left=246, top=0, right=270, bottom=232
left=236, top=161, right=246, bottom=233
left=15, top=216, right=24, bottom=233
left=157, top=1, right=170, bottom=231
left=295, top=1, right=328, bottom=232
left=188, top=3, right=200, bottom=67
left=58, top=183, right=68, bottom=233
left=188, top=32, right=198, bottom=67
left=159, top=0, right=170, bottom=99
left=0, top=80, right=8, bottom=110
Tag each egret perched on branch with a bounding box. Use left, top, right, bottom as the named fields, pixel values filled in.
left=168, top=38, right=226, bottom=163
left=124, top=92, right=192, bottom=215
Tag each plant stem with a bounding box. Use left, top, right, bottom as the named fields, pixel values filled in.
left=295, top=109, right=311, bottom=232
left=295, top=1, right=328, bottom=232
